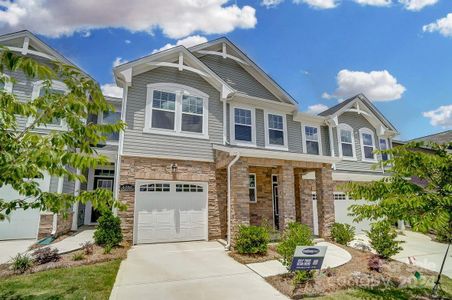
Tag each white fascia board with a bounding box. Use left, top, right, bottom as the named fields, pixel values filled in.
left=229, top=92, right=296, bottom=113
left=213, top=144, right=340, bottom=164
left=302, top=171, right=389, bottom=182
left=293, top=110, right=327, bottom=125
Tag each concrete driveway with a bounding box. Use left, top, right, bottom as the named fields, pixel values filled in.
left=0, top=239, right=35, bottom=264
left=110, top=241, right=287, bottom=300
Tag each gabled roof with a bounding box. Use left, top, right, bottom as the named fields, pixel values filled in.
left=319, top=93, right=398, bottom=133
left=409, top=130, right=451, bottom=144
left=0, top=30, right=92, bottom=79
left=189, top=37, right=298, bottom=106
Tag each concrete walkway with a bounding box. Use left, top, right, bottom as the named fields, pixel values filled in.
left=48, top=229, right=94, bottom=254
left=247, top=241, right=352, bottom=277
left=0, top=239, right=35, bottom=264
left=110, top=241, right=287, bottom=300
left=352, top=231, right=451, bottom=278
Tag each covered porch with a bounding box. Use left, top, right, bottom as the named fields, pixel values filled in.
left=214, top=145, right=340, bottom=245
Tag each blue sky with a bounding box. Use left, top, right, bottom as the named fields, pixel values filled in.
left=0, top=0, right=451, bottom=140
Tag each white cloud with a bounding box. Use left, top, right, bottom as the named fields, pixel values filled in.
left=353, top=0, right=392, bottom=7
left=101, top=83, right=123, bottom=98
left=324, top=69, right=406, bottom=102
left=423, top=105, right=452, bottom=128
left=112, top=57, right=128, bottom=67
left=0, top=0, right=257, bottom=39
left=293, top=0, right=338, bottom=9
left=306, top=104, right=328, bottom=114
left=125, top=40, right=131, bottom=44
left=152, top=35, right=208, bottom=54
left=261, top=0, right=284, bottom=7
left=423, top=13, right=452, bottom=37
left=399, top=0, right=438, bottom=11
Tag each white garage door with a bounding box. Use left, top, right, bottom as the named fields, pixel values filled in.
left=0, top=176, right=50, bottom=240
left=135, top=181, right=208, bottom=244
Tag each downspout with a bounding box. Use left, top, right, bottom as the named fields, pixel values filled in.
left=328, top=124, right=336, bottom=170
left=225, top=152, right=240, bottom=250
left=223, top=99, right=227, bottom=145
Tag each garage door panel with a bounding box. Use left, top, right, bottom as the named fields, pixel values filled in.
left=135, top=181, right=207, bottom=244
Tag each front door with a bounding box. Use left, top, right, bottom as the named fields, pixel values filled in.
left=272, top=175, right=280, bottom=230
left=91, top=177, right=114, bottom=223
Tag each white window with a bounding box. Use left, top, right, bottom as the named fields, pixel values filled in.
left=145, top=83, right=208, bottom=139
left=230, top=105, right=256, bottom=146
left=379, top=138, right=389, bottom=161
left=333, top=192, right=347, bottom=201
left=338, top=124, right=356, bottom=160
left=28, top=80, right=68, bottom=130
left=249, top=173, right=256, bottom=203
left=303, top=125, right=322, bottom=155
left=264, top=111, right=288, bottom=150
left=359, top=128, right=377, bottom=162
left=99, top=109, right=121, bottom=143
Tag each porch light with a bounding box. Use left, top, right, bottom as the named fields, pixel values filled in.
left=171, top=163, right=178, bottom=173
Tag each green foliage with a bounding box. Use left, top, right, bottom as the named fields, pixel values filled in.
left=435, top=225, right=452, bottom=243
left=103, top=244, right=113, bottom=255
left=10, top=253, right=33, bottom=273
left=344, top=141, right=451, bottom=240
left=0, top=50, right=127, bottom=220
left=72, top=252, right=85, bottom=261
left=31, top=247, right=60, bottom=265
left=293, top=270, right=315, bottom=286
left=367, top=222, right=403, bottom=259
left=331, top=223, right=355, bottom=245
left=235, top=225, right=270, bottom=255
left=80, top=241, right=94, bottom=255
left=277, top=222, right=313, bottom=268
left=94, top=210, right=123, bottom=247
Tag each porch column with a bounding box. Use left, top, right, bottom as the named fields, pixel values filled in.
left=278, top=164, right=296, bottom=230
left=315, top=166, right=334, bottom=238
left=230, top=159, right=250, bottom=244
left=299, top=178, right=314, bottom=230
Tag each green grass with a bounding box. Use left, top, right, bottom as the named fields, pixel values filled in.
left=0, top=259, right=121, bottom=300
left=307, top=275, right=452, bottom=300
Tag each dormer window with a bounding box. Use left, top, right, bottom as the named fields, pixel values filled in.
left=230, top=105, right=255, bottom=146
left=359, top=128, right=377, bottom=162
left=303, top=125, right=322, bottom=155
left=265, top=112, right=288, bottom=150
left=338, top=124, right=356, bottom=160
left=145, top=83, right=209, bottom=139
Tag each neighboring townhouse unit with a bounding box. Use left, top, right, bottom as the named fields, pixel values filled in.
left=113, top=38, right=398, bottom=245
left=0, top=31, right=121, bottom=240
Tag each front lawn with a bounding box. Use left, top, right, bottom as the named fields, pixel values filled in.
left=0, top=259, right=121, bottom=300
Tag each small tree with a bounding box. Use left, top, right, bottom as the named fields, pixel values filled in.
left=0, top=50, right=126, bottom=220
left=345, top=141, right=451, bottom=241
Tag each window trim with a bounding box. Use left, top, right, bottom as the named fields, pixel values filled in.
left=249, top=173, right=257, bottom=203
left=359, top=127, right=377, bottom=162
left=378, top=137, right=390, bottom=162
left=264, top=110, right=288, bottom=150
left=337, top=123, right=356, bottom=161
left=302, top=124, right=322, bottom=156
left=230, top=104, right=256, bottom=147
left=144, top=83, right=209, bottom=140
left=98, top=110, right=121, bottom=145
left=28, top=80, right=68, bottom=130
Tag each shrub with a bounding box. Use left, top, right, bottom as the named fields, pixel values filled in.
left=235, top=225, right=270, bottom=255
left=331, top=223, right=355, bottom=245
left=366, top=221, right=403, bottom=259
left=32, top=247, right=61, bottom=265
left=10, top=253, right=32, bottom=273
left=103, top=244, right=113, bottom=254
left=293, top=270, right=315, bottom=285
left=368, top=255, right=384, bottom=272
left=277, top=222, right=313, bottom=268
left=94, top=210, right=123, bottom=247
left=80, top=241, right=94, bottom=255
left=435, top=226, right=452, bottom=243
left=72, top=252, right=85, bottom=261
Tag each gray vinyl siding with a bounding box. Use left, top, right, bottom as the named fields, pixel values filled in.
left=287, top=115, right=303, bottom=153
left=62, top=166, right=76, bottom=195
left=255, top=109, right=265, bottom=147
left=321, top=126, right=331, bottom=156
left=122, top=67, right=223, bottom=161
left=49, top=176, right=59, bottom=193
left=334, top=112, right=381, bottom=173
left=199, top=55, right=280, bottom=102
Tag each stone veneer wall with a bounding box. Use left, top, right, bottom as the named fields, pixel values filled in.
left=38, top=212, right=73, bottom=239
left=249, top=166, right=275, bottom=226
left=215, top=168, right=227, bottom=239
left=118, top=156, right=222, bottom=243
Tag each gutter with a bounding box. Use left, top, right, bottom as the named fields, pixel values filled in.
left=225, top=152, right=240, bottom=250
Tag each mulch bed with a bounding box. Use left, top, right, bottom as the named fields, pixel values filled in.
left=229, top=243, right=281, bottom=264
left=265, top=243, right=436, bottom=299
left=0, top=243, right=128, bottom=278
